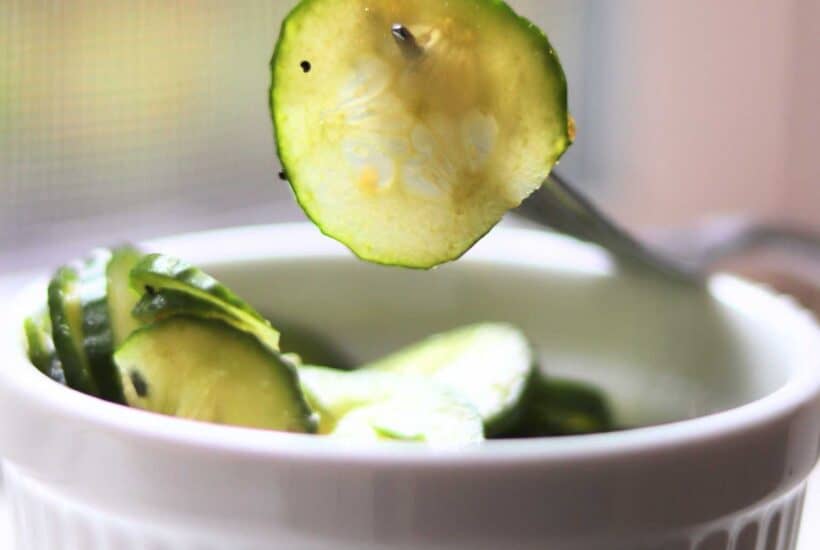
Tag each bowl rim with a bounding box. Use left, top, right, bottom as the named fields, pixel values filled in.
left=2, top=222, right=819, bottom=466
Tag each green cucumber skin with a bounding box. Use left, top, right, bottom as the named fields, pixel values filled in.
left=134, top=291, right=354, bottom=370
left=23, top=316, right=67, bottom=385
left=270, top=0, right=572, bottom=269
left=504, top=373, right=615, bottom=437
left=131, top=254, right=266, bottom=321
left=78, top=250, right=126, bottom=404
left=132, top=288, right=246, bottom=326
left=24, top=316, right=54, bottom=374
left=48, top=267, right=99, bottom=396
left=130, top=254, right=280, bottom=349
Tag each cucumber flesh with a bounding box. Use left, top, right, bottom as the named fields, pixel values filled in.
left=114, top=317, right=317, bottom=433
left=23, top=312, right=67, bottom=385
left=299, top=366, right=408, bottom=433
left=271, top=0, right=572, bottom=267
left=133, top=288, right=249, bottom=330
left=331, top=390, right=483, bottom=445
left=133, top=288, right=286, bottom=368
left=48, top=267, right=99, bottom=396
left=366, top=323, right=533, bottom=436
left=106, top=245, right=143, bottom=347
left=130, top=254, right=280, bottom=350
left=299, top=365, right=483, bottom=444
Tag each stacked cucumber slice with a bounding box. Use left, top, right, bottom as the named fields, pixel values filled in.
left=29, top=247, right=317, bottom=433
left=44, top=247, right=142, bottom=401
left=121, top=255, right=315, bottom=433
left=26, top=246, right=612, bottom=443
left=130, top=254, right=281, bottom=351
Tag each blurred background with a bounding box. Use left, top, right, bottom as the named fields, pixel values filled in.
left=0, top=0, right=817, bottom=280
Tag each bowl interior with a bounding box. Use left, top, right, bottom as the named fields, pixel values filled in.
left=180, top=228, right=794, bottom=430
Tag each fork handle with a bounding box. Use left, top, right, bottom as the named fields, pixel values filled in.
left=514, top=173, right=702, bottom=284
left=652, top=218, right=820, bottom=270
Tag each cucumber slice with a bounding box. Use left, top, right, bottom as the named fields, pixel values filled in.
left=299, top=366, right=483, bottom=444
left=77, top=250, right=126, bottom=403
left=114, top=317, right=316, bottom=432
left=507, top=373, right=614, bottom=437
left=23, top=311, right=67, bottom=385
left=132, top=288, right=286, bottom=363
left=299, top=366, right=406, bottom=432
left=48, top=267, right=99, bottom=396
left=130, top=254, right=280, bottom=350
left=332, top=391, right=483, bottom=445
left=365, top=323, right=533, bottom=436
left=106, top=245, right=143, bottom=346
left=48, top=247, right=140, bottom=401
left=271, top=0, right=572, bottom=267
left=133, top=288, right=244, bottom=326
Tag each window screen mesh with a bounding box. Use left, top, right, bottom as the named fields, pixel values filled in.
left=0, top=1, right=307, bottom=270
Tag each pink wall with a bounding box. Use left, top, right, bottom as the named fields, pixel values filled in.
left=785, top=0, right=820, bottom=227
left=605, top=0, right=800, bottom=228
left=519, top=0, right=817, bottom=231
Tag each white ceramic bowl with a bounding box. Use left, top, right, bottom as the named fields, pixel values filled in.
left=1, top=224, right=819, bottom=550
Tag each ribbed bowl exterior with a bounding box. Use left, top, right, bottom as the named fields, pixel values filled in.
left=4, top=464, right=808, bottom=550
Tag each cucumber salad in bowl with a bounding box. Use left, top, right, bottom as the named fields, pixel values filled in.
left=24, top=0, right=614, bottom=446
left=26, top=247, right=613, bottom=445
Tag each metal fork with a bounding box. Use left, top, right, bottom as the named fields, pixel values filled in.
left=514, top=172, right=820, bottom=285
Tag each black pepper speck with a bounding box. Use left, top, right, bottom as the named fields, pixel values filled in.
left=130, top=370, right=149, bottom=398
